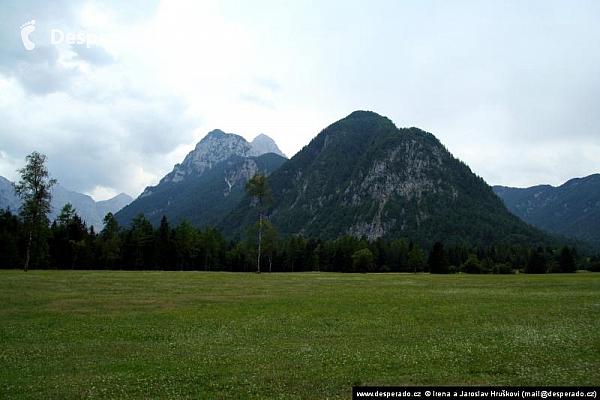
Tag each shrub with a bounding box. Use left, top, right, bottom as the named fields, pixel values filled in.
left=492, top=263, right=515, bottom=274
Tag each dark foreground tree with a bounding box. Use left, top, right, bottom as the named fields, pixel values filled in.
left=50, top=203, right=88, bottom=269
left=526, top=247, right=548, bottom=274
left=13, top=151, right=57, bottom=271
left=0, top=209, right=21, bottom=268
left=428, top=241, right=450, bottom=274
left=245, top=172, right=272, bottom=273
left=558, top=246, right=577, bottom=273
left=100, top=213, right=121, bottom=269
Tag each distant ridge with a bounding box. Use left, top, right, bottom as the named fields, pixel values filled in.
left=0, top=175, right=133, bottom=229
left=494, top=174, right=600, bottom=249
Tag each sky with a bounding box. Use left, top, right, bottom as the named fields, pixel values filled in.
left=0, top=0, right=598, bottom=200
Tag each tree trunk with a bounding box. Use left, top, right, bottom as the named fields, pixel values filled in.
left=24, top=229, right=32, bottom=272
left=257, top=211, right=262, bottom=274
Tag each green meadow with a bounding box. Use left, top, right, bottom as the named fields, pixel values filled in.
left=0, top=271, right=598, bottom=398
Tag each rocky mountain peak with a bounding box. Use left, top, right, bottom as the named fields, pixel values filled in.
left=160, top=129, right=260, bottom=185
left=205, top=129, right=227, bottom=139
left=123, top=127, right=288, bottom=227
left=117, top=139, right=287, bottom=227
left=251, top=134, right=287, bottom=158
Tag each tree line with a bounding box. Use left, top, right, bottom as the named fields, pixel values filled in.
left=1, top=206, right=598, bottom=273
left=2, top=151, right=598, bottom=273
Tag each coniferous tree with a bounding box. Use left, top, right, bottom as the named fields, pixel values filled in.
left=156, top=216, right=171, bottom=270
left=526, top=247, right=548, bottom=274
left=128, top=214, right=154, bottom=270
left=558, top=246, right=577, bottom=273
left=101, top=212, right=122, bottom=269
left=390, top=238, right=409, bottom=272
left=0, top=209, right=22, bottom=268
left=173, top=220, right=199, bottom=270
left=332, top=235, right=359, bottom=272
left=428, top=241, right=450, bottom=274
left=50, top=204, right=88, bottom=269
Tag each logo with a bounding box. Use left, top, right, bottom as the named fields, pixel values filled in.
left=19, top=20, right=144, bottom=50
left=20, top=20, right=36, bottom=50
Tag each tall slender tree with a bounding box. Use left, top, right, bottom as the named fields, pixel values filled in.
left=261, top=220, right=279, bottom=272
left=558, top=246, right=577, bottom=273
left=100, top=212, right=122, bottom=270
left=13, top=151, right=57, bottom=271
left=245, top=172, right=272, bottom=273
left=428, top=241, right=449, bottom=274
left=156, top=216, right=171, bottom=270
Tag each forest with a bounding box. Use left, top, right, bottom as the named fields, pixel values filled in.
left=1, top=206, right=598, bottom=274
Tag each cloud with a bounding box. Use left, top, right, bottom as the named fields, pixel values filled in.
left=1, top=0, right=599, bottom=201
left=0, top=1, right=81, bottom=94
left=0, top=0, right=206, bottom=197
left=70, top=44, right=115, bottom=66
left=3, top=81, right=198, bottom=196
left=240, top=92, right=275, bottom=109
left=0, top=0, right=196, bottom=198
left=0, top=34, right=79, bottom=95
left=254, top=77, right=281, bottom=92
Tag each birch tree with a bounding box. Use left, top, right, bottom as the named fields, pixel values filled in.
left=13, top=151, right=57, bottom=271
left=245, top=172, right=272, bottom=273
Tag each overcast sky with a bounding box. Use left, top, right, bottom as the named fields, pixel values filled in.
left=1, top=0, right=598, bottom=200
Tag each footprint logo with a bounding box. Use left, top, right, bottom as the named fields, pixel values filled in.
left=20, top=20, right=36, bottom=50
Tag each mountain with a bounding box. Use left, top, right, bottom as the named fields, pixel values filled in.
left=220, top=111, right=554, bottom=248
left=0, top=175, right=133, bottom=230
left=493, top=174, right=600, bottom=249
left=96, top=193, right=135, bottom=221
left=115, top=129, right=287, bottom=227
left=251, top=134, right=287, bottom=158
left=0, top=176, right=21, bottom=213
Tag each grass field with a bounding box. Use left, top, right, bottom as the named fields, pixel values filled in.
left=0, top=271, right=598, bottom=398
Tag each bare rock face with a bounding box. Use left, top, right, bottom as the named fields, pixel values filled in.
left=251, top=134, right=287, bottom=158
left=0, top=176, right=21, bottom=213
left=223, top=159, right=259, bottom=197
left=161, top=129, right=260, bottom=185
left=344, top=140, right=455, bottom=240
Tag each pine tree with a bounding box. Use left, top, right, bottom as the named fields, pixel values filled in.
left=428, top=241, right=450, bottom=274
left=526, top=247, right=547, bottom=274
left=101, top=212, right=121, bottom=269
left=156, top=216, right=171, bottom=270
left=558, top=246, right=577, bottom=273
